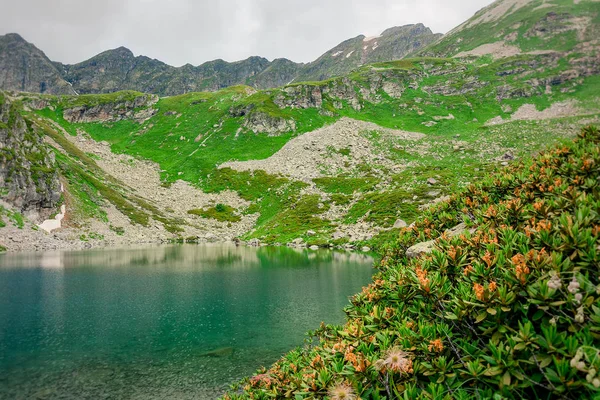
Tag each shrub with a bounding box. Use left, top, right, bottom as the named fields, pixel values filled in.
left=226, top=126, right=600, bottom=399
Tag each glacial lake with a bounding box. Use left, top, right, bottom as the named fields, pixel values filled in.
left=0, top=244, right=374, bottom=399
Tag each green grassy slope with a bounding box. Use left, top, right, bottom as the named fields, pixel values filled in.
left=422, top=0, right=600, bottom=57
left=30, top=46, right=600, bottom=246
left=226, top=125, right=600, bottom=399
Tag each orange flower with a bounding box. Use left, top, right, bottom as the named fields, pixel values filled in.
left=511, top=254, right=530, bottom=284
left=448, top=246, right=457, bottom=261
left=428, top=339, right=444, bottom=353
left=463, top=265, right=473, bottom=276
left=582, top=159, right=594, bottom=171
left=473, top=283, right=485, bottom=301
left=486, top=205, right=497, bottom=218
left=482, top=251, right=495, bottom=268
left=488, top=281, right=498, bottom=292
left=415, top=266, right=431, bottom=293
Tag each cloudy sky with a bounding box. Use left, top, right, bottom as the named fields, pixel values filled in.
left=1, top=0, right=493, bottom=66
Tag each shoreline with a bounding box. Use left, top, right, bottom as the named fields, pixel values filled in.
left=0, top=224, right=376, bottom=255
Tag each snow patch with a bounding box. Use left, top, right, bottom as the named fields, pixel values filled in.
left=332, top=51, right=343, bottom=57
left=363, top=35, right=381, bottom=42
left=346, top=51, right=355, bottom=58
left=38, top=205, right=66, bottom=233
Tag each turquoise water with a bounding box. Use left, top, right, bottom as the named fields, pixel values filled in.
left=0, top=244, right=374, bottom=399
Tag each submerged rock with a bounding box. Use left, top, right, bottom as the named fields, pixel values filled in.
left=199, top=347, right=234, bottom=358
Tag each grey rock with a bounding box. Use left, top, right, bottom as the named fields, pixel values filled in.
left=427, top=178, right=438, bottom=185
left=332, top=230, right=346, bottom=240
left=444, top=222, right=476, bottom=238
left=406, top=240, right=436, bottom=258
left=393, top=219, right=408, bottom=229
left=0, top=94, right=61, bottom=218
left=247, top=238, right=261, bottom=247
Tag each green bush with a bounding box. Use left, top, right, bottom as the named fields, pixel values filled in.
left=226, top=126, right=600, bottom=399
left=188, top=204, right=241, bottom=222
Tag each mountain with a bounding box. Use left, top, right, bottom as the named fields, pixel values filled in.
left=295, top=23, right=441, bottom=82
left=0, top=33, right=75, bottom=95
left=0, top=24, right=440, bottom=96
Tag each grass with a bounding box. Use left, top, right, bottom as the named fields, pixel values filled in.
left=0, top=206, right=25, bottom=229
left=423, top=0, right=598, bottom=57
left=188, top=204, right=241, bottom=222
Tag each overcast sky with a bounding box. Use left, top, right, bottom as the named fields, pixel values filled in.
left=0, top=0, right=493, bottom=66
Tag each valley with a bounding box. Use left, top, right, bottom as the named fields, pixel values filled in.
left=1, top=0, right=600, bottom=397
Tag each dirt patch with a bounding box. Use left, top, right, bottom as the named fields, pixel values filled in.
left=455, top=41, right=522, bottom=58
left=467, top=0, right=531, bottom=27
left=486, top=100, right=582, bottom=125
left=219, top=118, right=425, bottom=182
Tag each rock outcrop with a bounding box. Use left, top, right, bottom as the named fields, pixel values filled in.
left=0, top=33, right=76, bottom=95
left=0, top=92, right=61, bottom=218
left=62, top=93, right=159, bottom=123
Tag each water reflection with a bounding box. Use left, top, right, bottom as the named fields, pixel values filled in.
left=0, top=244, right=374, bottom=399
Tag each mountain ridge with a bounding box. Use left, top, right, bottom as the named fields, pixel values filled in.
left=0, top=24, right=441, bottom=96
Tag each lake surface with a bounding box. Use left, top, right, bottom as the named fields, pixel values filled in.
left=0, top=244, right=374, bottom=399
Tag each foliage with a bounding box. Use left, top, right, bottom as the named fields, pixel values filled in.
left=226, top=126, right=600, bottom=399
left=188, top=204, right=241, bottom=222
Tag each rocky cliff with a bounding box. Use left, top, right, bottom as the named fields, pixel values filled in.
left=294, top=24, right=442, bottom=82
left=0, top=92, right=61, bottom=219
left=0, top=33, right=76, bottom=95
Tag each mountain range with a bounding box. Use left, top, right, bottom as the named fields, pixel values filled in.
left=0, top=24, right=440, bottom=96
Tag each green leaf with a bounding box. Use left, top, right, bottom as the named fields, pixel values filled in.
left=503, top=371, right=511, bottom=386
left=445, top=312, right=458, bottom=320
left=487, top=308, right=497, bottom=315
left=476, top=311, right=488, bottom=323
left=532, top=310, right=544, bottom=321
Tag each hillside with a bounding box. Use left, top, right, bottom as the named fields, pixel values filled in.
left=422, top=0, right=600, bottom=58
left=0, top=24, right=440, bottom=96
left=0, top=0, right=599, bottom=255
left=226, top=125, right=600, bottom=398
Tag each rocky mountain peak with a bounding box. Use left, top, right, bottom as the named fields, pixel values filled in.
left=0, top=23, right=440, bottom=95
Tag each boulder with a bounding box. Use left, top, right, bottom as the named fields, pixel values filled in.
left=406, top=240, right=436, bottom=258
left=444, top=222, right=476, bottom=238
left=427, top=178, right=438, bottom=185
left=393, top=219, right=408, bottom=229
